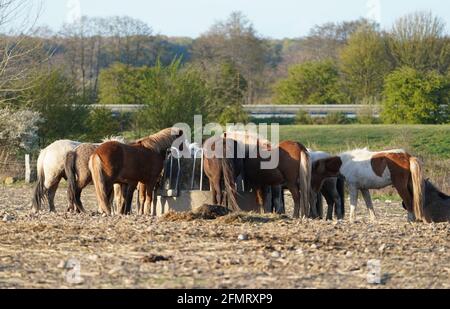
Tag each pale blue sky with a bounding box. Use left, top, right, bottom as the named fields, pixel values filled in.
left=39, top=0, right=449, bottom=38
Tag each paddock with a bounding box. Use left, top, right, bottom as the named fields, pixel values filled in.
left=0, top=184, right=449, bottom=289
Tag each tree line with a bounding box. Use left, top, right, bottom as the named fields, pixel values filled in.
left=0, top=3, right=449, bottom=157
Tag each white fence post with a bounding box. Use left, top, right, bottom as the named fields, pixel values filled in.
left=25, top=154, right=31, bottom=183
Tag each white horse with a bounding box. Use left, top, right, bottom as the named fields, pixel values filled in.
left=339, top=148, right=426, bottom=222
left=32, top=140, right=81, bottom=212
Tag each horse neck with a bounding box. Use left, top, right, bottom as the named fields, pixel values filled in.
left=143, top=135, right=178, bottom=156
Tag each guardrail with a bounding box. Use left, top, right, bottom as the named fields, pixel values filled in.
left=91, top=104, right=380, bottom=119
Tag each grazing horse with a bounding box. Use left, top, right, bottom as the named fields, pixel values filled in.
left=203, top=136, right=244, bottom=211
left=223, top=132, right=312, bottom=219
left=89, top=128, right=185, bottom=216
left=422, top=180, right=450, bottom=223
left=64, top=137, right=125, bottom=214
left=32, top=140, right=81, bottom=213
left=309, top=150, right=345, bottom=220
left=339, top=148, right=426, bottom=222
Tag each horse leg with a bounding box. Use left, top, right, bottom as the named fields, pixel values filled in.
left=255, top=187, right=265, bottom=214
left=125, top=183, right=137, bottom=215
left=212, top=180, right=222, bottom=206
left=74, top=188, right=84, bottom=213
left=138, top=183, right=147, bottom=215
left=288, top=184, right=302, bottom=219
left=394, top=180, right=415, bottom=222
left=143, top=180, right=158, bottom=216
left=333, top=193, right=344, bottom=221
left=361, top=189, right=377, bottom=221
left=47, top=180, right=61, bottom=212
left=349, top=186, right=359, bottom=222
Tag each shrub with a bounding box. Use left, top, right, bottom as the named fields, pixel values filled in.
left=274, top=60, right=348, bottom=105
left=382, top=67, right=450, bottom=124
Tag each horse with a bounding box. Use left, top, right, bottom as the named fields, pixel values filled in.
left=222, top=132, right=312, bottom=218
left=406, top=180, right=449, bottom=223
left=64, top=137, right=125, bottom=214
left=309, top=150, right=345, bottom=220
left=203, top=136, right=244, bottom=211
left=339, top=148, right=426, bottom=223
left=32, top=140, right=81, bottom=213
left=89, top=127, right=185, bottom=216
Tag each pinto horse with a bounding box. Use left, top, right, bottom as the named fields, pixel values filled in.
left=89, top=128, right=185, bottom=216
left=32, top=140, right=81, bottom=213
left=339, top=148, right=426, bottom=222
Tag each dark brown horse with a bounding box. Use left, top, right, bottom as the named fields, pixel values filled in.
left=89, top=128, right=185, bottom=216
left=310, top=157, right=344, bottom=219
left=203, top=136, right=244, bottom=211
left=404, top=180, right=450, bottom=223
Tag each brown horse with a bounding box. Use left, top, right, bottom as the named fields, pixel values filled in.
left=221, top=132, right=312, bottom=218
left=89, top=128, right=185, bottom=216
left=203, top=136, right=244, bottom=211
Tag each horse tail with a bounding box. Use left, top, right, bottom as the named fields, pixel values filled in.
left=89, top=153, right=110, bottom=214
left=410, top=157, right=426, bottom=222
left=221, top=157, right=239, bottom=212
left=299, top=149, right=312, bottom=218
left=65, top=151, right=83, bottom=212
left=336, top=175, right=346, bottom=218
left=32, top=151, right=46, bottom=213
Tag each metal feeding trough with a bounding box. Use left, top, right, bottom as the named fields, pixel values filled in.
left=150, top=146, right=286, bottom=216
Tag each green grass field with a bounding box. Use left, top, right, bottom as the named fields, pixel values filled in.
left=279, top=125, right=450, bottom=159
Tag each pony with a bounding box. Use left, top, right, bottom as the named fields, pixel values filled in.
left=32, top=140, right=81, bottom=213
left=406, top=180, right=449, bottom=223
left=64, top=137, right=125, bottom=214
left=203, top=135, right=244, bottom=211
left=223, top=131, right=312, bottom=218
left=89, top=128, right=185, bottom=216
left=339, top=148, right=426, bottom=222
left=309, top=150, right=345, bottom=220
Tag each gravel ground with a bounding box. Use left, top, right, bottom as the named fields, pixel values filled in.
left=0, top=183, right=449, bottom=289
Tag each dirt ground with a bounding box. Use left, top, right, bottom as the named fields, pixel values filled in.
left=0, top=183, right=449, bottom=289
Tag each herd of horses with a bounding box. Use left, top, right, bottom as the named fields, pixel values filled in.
left=31, top=127, right=450, bottom=223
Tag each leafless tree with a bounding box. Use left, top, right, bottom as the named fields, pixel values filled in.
left=0, top=0, right=46, bottom=104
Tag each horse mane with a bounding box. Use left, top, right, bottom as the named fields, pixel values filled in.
left=102, top=136, right=126, bottom=144
left=136, top=128, right=181, bottom=153
left=224, top=131, right=272, bottom=150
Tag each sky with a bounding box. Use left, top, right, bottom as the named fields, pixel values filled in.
left=37, top=0, right=450, bottom=38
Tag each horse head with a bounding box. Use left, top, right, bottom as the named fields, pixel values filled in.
left=311, top=156, right=343, bottom=193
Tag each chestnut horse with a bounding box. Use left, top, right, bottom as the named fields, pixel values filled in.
left=222, top=132, right=312, bottom=218
left=339, top=148, right=426, bottom=222
left=89, top=128, right=185, bottom=216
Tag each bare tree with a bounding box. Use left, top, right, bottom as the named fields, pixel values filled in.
left=192, top=11, right=269, bottom=104
left=387, top=11, right=449, bottom=73
left=0, top=0, right=46, bottom=104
